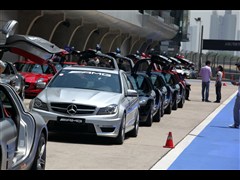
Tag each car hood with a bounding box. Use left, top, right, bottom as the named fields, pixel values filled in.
left=39, top=88, right=122, bottom=106
left=21, top=72, right=53, bottom=83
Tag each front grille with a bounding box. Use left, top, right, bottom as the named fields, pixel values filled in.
left=25, top=82, right=30, bottom=89
left=50, top=102, right=96, bottom=115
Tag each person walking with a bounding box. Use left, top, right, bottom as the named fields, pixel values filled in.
left=214, top=65, right=223, bottom=103
left=199, top=60, right=212, bottom=102
left=229, top=63, right=240, bottom=129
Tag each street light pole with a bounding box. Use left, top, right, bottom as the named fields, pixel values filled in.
left=199, top=25, right=204, bottom=70
left=195, top=17, right=202, bottom=70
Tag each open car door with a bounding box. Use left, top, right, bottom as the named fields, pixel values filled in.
left=78, top=48, right=119, bottom=70
left=107, top=51, right=134, bottom=72
left=0, top=20, right=64, bottom=65
left=133, top=54, right=172, bottom=75
left=0, top=87, right=18, bottom=170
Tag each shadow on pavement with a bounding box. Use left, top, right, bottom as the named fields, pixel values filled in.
left=48, top=131, right=130, bottom=146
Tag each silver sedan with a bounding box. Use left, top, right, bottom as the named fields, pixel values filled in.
left=29, top=66, right=139, bottom=144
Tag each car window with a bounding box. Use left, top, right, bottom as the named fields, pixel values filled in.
left=150, top=75, right=162, bottom=89
left=8, top=64, right=15, bottom=74
left=54, top=63, right=76, bottom=72
left=17, top=63, right=54, bottom=74
left=122, top=73, right=134, bottom=90
left=127, top=75, right=138, bottom=90
left=55, top=64, right=63, bottom=71
left=48, top=69, right=121, bottom=93
left=0, top=88, right=14, bottom=120
left=13, top=62, right=24, bottom=71
left=159, top=74, right=167, bottom=84
left=31, top=64, right=43, bottom=73
left=2, top=63, right=11, bottom=75
left=138, top=61, right=149, bottom=71
left=128, top=74, right=150, bottom=93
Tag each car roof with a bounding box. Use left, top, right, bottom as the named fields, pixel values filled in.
left=62, top=65, right=120, bottom=75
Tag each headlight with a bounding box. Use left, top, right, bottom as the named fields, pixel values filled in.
left=97, top=104, right=118, bottom=115
left=36, top=78, right=45, bottom=83
left=139, top=99, right=147, bottom=105
left=33, top=98, right=48, bottom=111
left=36, top=78, right=47, bottom=89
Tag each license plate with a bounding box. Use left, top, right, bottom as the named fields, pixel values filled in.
left=58, top=117, right=85, bottom=124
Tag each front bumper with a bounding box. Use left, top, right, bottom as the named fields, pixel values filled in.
left=32, top=108, right=122, bottom=138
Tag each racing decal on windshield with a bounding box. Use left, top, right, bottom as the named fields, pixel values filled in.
left=69, top=71, right=112, bottom=77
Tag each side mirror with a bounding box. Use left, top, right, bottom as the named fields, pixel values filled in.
left=126, top=89, right=138, bottom=97
left=0, top=20, right=18, bottom=38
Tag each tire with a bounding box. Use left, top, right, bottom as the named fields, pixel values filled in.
left=31, top=132, right=46, bottom=170
left=178, top=96, right=184, bottom=108
left=114, top=115, right=126, bottom=145
left=165, top=101, right=172, bottom=114
left=153, top=105, right=161, bottom=122
left=129, top=111, right=139, bottom=137
left=161, top=101, right=164, bottom=117
left=178, top=90, right=185, bottom=108
left=172, top=95, right=178, bottom=110
left=145, top=108, right=153, bottom=127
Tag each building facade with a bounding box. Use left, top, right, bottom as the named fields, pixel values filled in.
left=0, top=10, right=189, bottom=61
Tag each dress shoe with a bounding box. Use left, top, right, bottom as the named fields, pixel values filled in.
left=229, top=124, right=239, bottom=129
left=205, top=100, right=211, bottom=102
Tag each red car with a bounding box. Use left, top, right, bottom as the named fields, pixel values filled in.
left=14, top=59, right=57, bottom=98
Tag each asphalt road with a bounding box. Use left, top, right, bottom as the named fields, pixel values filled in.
left=24, top=80, right=236, bottom=170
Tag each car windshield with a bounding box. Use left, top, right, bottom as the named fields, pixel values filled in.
left=54, top=63, right=77, bottom=71
left=15, top=62, right=54, bottom=74
left=48, top=69, right=121, bottom=93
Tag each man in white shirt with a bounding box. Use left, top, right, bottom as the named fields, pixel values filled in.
left=229, top=63, right=240, bottom=128
left=199, top=60, right=212, bottom=102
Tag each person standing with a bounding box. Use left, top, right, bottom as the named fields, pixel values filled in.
left=214, top=65, right=223, bottom=103
left=199, top=60, right=212, bottom=102
left=229, top=63, right=240, bottom=129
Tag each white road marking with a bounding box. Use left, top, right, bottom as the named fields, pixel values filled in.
left=150, top=91, right=237, bottom=170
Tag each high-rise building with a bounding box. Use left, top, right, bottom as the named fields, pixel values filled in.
left=222, top=10, right=236, bottom=40
left=210, top=10, right=237, bottom=40
left=236, top=30, right=240, bottom=56
left=209, top=11, right=220, bottom=39
left=209, top=10, right=237, bottom=55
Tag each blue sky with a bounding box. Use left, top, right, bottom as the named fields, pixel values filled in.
left=189, top=10, right=240, bottom=40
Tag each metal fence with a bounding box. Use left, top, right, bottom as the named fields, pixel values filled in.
left=183, top=51, right=240, bottom=81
